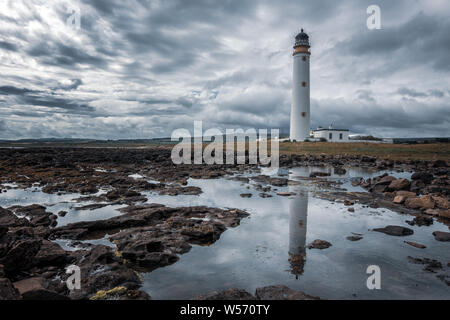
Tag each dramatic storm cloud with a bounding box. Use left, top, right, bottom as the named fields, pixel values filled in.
left=0, top=0, right=449, bottom=139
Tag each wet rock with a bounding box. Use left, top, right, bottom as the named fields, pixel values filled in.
left=432, top=231, right=450, bottom=242
left=432, top=196, right=449, bottom=209
left=79, top=185, right=99, bottom=195
left=65, top=245, right=143, bottom=300
left=309, top=172, right=330, bottom=178
left=229, top=176, right=250, bottom=184
left=432, top=160, right=447, bottom=168
left=405, top=196, right=435, bottom=210
left=0, top=228, right=42, bottom=274
left=74, top=203, right=109, bottom=211
left=89, top=286, right=150, bottom=300
left=387, top=178, right=410, bottom=192
left=270, top=178, right=289, bottom=186
left=307, top=239, right=332, bottom=249
left=347, top=207, right=355, bottom=212
left=240, top=193, right=252, bottom=198
left=13, top=277, right=69, bottom=300
left=277, top=192, right=296, bottom=197
left=344, top=200, right=354, bottom=206
left=375, top=175, right=397, bottom=186
left=404, top=241, right=426, bottom=249
left=437, top=209, right=450, bottom=219
left=405, top=215, right=433, bottom=226
left=0, top=207, right=31, bottom=228
left=259, top=193, right=272, bottom=198
left=0, top=278, right=21, bottom=300
left=333, top=167, right=346, bottom=175
left=159, top=186, right=202, bottom=196
left=8, top=204, right=55, bottom=227
left=195, top=288, right=256, bottom=300
left=408, top=256, right=443, bottom=273
left=255, top=285, right=319, bottom=300
left=57, top=211, right=67, bottom=217
left=33, top=240, right=68, bottom=267
left=346, top=235, right=363, bottom=241
left=395, top=191, right=417, bottom=198
left=373, top=225, right=414, bottom=236
left=411, top=172, right=434, bottom=184
left=393, top=195, right=406, bottom=204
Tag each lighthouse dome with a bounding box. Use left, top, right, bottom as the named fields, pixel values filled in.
left=295, top=29, right=309, bottom=46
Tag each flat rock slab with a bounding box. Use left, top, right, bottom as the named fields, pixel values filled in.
left=13, top=277, right=69, bottom=300
left=373, top=225, right=414, bottom=236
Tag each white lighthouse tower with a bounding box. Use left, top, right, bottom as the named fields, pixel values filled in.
left=290, top=29, right=311, bottom=141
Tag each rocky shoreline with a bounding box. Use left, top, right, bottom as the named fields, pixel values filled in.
left=0, top=148, right=449, bottom=299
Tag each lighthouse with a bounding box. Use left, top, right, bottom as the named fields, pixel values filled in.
left=290, top=29, right=310, bottom=141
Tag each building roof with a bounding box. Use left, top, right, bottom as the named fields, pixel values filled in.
left=314, top=128, right=349, bottom=132
left=294, top=29, right=309, bottom=47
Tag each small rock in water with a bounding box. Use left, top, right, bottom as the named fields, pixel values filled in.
left=57, top=211, right=67, bottom=217
left=309, top=172, right=330, bottom=178
left=405, top=215, right=433, bottom=227
left=432, top=231, right=450, bottom=242
left=373, top=225, right=414, bottom=236
left=259, top=193, right=272, bottom=198
left=333, top=167, right=346, bottom=175
left=347, top=207, right=355, bottom=212
left=346, top=235, right=363, bottom=241
left=308, top=239, right=332, bottom=249
left=276, top=192, right=296, bottom=197
left=404, top=241, right=426, bottom=249
left=408, top=256, right=443, bottom=273
left=240, top=193, right=252, bottom=198
left=344, top=200, right=354, bottom=206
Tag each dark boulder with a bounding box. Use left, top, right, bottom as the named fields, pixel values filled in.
left=0, top=278, right=21, bottom=300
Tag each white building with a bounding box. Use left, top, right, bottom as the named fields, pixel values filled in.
left=313, top=125, right=349, bottom=142
left=290, top=29, right=310, bottom=142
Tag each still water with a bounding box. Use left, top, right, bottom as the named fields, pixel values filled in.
left=141, top=168, right=448, bottom=300
left=1, top=167, right=448, bottom=299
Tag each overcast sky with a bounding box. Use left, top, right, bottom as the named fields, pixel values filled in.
left=0, top=0, right=449, bottom=139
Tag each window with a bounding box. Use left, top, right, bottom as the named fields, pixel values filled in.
left=329, top=133, right=332, bottom=140
left=302, top=56, right=307, bottom=61
left=339, top=133, right=343, bottom=140
left=301, top=112, right=306, bottom=117
left=301, top=81, right=307, bottom=87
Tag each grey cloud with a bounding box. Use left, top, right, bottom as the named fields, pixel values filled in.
left=397, top=87, right=446, bottom=98
left=0, top=86, right=36, bottom=95
left=0, top=40, right=17, bottom=51
left=0, top=0, right=449, bottom=139
left=336, top=13, right=450, bottom=72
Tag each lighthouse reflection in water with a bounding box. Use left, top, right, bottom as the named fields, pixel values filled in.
left=288, top=187, right=308, bottom=279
